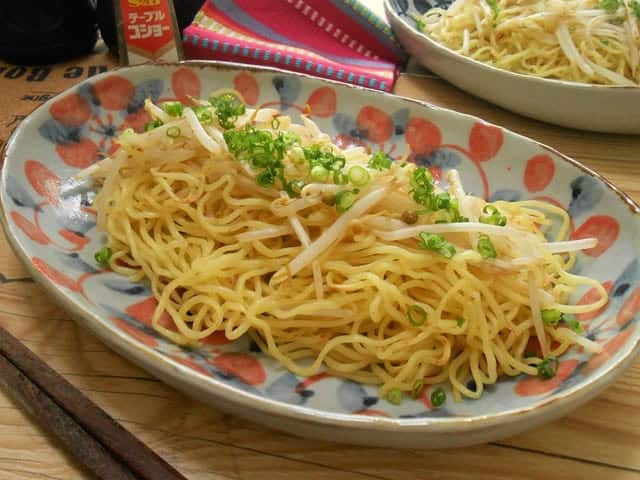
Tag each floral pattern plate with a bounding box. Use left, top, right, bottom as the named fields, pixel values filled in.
left=1, top=62, right=639, bottom=448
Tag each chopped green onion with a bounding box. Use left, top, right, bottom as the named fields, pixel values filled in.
left=368, top=151, right=393, bottom=170
left=335, top=190, right=358, bottom=213
left=419, top=232, right=456, bottom=259
left=524, top=351, right=537, bottom=358
left=143, top=119, right=163, bottom=132
left=631, top=0, right=640, bottom=17
left=310, top=165, right=329, bottom=182
left=537, top=357, right=559, bottom=380
left=192, top=105, right=213, bottom=124
left=166, top=126, right=181, bottom=138
left=600, top=0, right=620, bottom=12
left=334, top=171, right=349, bottom=185
left=412, top=378, right=424, bottom=399
left=456, top=317, right=466, bottom=327
left=430, top=387, right=446, bottom=407
left=285, top=179, right=305, bottom=198
left=386, top=388, right=403, bottom=405
left=407, top=304, right=427, bottom=326
left=416, top=18, right=426, bottom=31
left=224, top=125, right=299, bottom=193
left=271, top=117, right=281, bottom=130
left=410, top=167, right=465, bottom=222
left=348, top=165, right=371, bottom=186
left=162, top=101, right=184, bottom=117
left=566, top=318, right=584, bottom=334
left=94, top=246, right=112, bottom=267
left=210, top=93, right=246, bottom=129
left=479, top=204, right=507, bottom=226
left=289, top=146, right=305, bottom=164
left=541, top=309, right=563, bottom=326
left=486, top=0, right=500, bottom=21
left=477, top=234, right=497, bottom=259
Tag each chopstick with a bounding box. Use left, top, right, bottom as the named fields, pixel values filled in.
left=0, top=325, right=187, bottom=480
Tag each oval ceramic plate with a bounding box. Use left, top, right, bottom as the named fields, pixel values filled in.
left=1, top=62, right=640, bottom=449
left=385, top=0, right=640, bottom=134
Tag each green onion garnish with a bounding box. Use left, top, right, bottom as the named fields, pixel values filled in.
left=600, top=0, right=620, bottom=12
left=285, top=179, right=305, bottom=198
left=419, top=232, right=456, bottom=259
left=477, top=234, right=497, bottom=259
left=210, top=93, right=246, bottom=129
left=335, top=190, right=358, bottom=213
left=386, top=388, right=403, bottom=405
left=409, top=167, right=465, bottom=222
left=368, top=151, right=393, bottom=170
left=631, top=0, right=640, bottom=17
left=94, top=246, right=112, bottom=267
left=541, top=309, right=563, bottom=326
left=430, top=387, right=446, bottom=407
left=192, top=105, right=213, bottom=124
left=566, top=318, right=584, bottom=334
left=162, top=101, right=184, bottom=117
left=348, top=165, right=371, bottom=187
left=486, top=0, right=500, bottom=21
left=537, top=357, right=559, bottom=380
left=407, top=304, right=427, bottom=326
left=412, top=378, right=424, bottom=399
left=334, top=171, right=349, bottom=185
left=143, top=119, right=163, bottom=132
left=456, top=317, right=466, bottom=327
left=271, top=117, right=280, bottom=130
left=166, top=126, right=181, bottom=138
left=310, top=165, right=329, bottom=182
left=478, top=204, right=507, bottom=226
left=224, top=125, right=299, bottom=194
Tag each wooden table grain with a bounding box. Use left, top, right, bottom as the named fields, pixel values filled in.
left=1, top=62, right=639, bottom=479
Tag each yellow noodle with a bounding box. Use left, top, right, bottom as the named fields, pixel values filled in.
left=92, top=99, right=608, bottom=402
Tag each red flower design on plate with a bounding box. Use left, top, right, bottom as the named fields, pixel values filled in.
left=515, top=359, right=580, bottom=397
left=233, top=72, right=260, bottom=105
left=570, top=215, right=619, bottom=257
left=211, top=352, right=266, bottom=385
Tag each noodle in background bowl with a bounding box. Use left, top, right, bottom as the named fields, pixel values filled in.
left=384, top=0, right=640, bottom=134
left=1, top=62, right=640, bottom=448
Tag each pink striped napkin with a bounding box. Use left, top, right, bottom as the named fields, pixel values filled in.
left=182, top=0, right=407, bottom=92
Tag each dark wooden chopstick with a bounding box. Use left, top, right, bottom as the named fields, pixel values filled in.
left=0, top=325, right=187, bottom=480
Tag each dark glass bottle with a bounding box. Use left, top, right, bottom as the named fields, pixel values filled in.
left=0, top=0, right=99, bottom=65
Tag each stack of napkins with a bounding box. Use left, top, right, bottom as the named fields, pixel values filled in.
left=182, top=0, right=407, bottom=92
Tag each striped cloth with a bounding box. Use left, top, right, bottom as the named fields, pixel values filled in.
left=182, top=0, right=407, bottom=92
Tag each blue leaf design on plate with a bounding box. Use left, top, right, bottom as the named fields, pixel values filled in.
left=414, top=148, right=462, bottom=169
left=6, top=176, right=39, bottom=209
left=77, top=83, right=100, bottom=108
left=38, top=118, right=81, bottom=145
left=265, top=372, right=313, bottom=405
left=272, top=76, right=301, bottom=109
left=392, top=108, right=410, bottom=136
left=568, top=175, right=604, bottom=218
left=53, top=252, right=97, bottom=273
left=490, top=189, right=522, bottom=202
left=53, top=208, right=96, bottom=235
left=102, top=279, right=150, bottom=296
left=127, top=79, right=164, bottom=113
left=337, top=380, right=378, bottom=411
left=611, top=259, right=638, bottom=298
left=332, top=112, right=360, bottom=137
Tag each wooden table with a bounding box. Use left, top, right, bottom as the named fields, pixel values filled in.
left=1, top=50, right=639, bottom=480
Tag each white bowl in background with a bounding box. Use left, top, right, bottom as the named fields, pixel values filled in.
left=385, top=0, right=640, bottom=134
